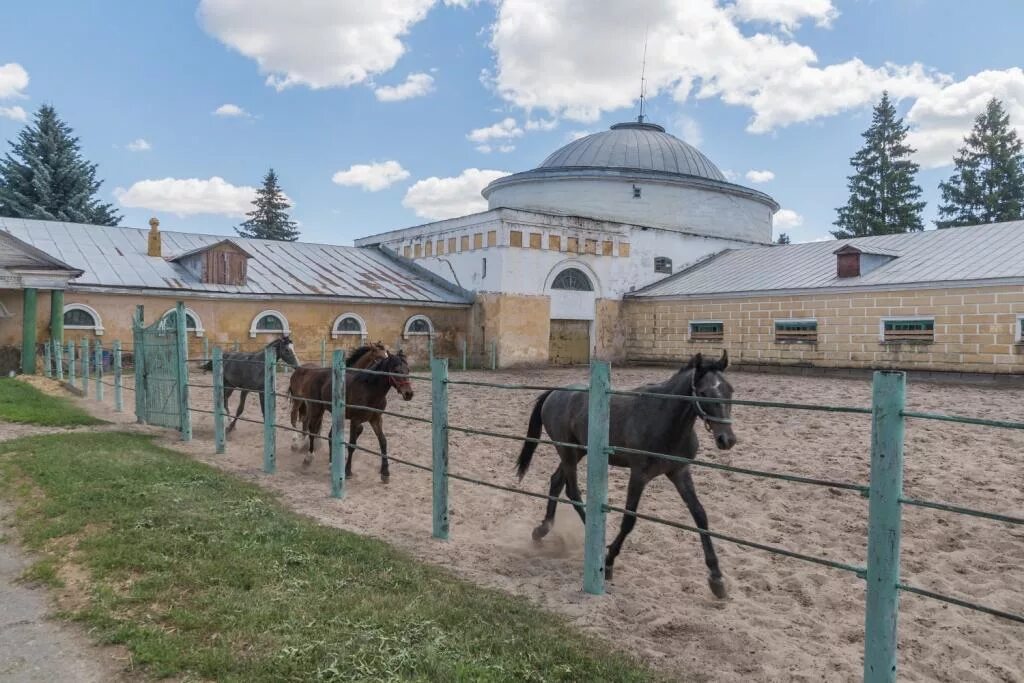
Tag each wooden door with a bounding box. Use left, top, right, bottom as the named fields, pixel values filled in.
left=549, top=319, right=590, bottom=366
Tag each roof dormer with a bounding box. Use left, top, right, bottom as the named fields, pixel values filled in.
left=833, top=244, right=899, bottom=278
left=168, top=240, right=252, bottom=286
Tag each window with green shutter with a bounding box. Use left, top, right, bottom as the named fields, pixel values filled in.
left=689, top=321, right=724, bottom=342
left=882, top=318, right=934, bottom=343
left=775, top=319, right=817, bottom=343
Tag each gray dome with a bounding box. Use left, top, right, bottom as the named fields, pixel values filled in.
left=538, top=121, right=726, bottom=182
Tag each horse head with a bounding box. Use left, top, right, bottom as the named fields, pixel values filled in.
left=272, top=335, right=300, bottom=368
left=685, top=350, right=735, bottom=450
left=380, top=350, right=414, bottom=401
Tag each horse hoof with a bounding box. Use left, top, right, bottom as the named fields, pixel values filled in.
left=605, top=565, right=614, bottom=581
left=531, top=524, right=550, bottom=541
left=709, top=576, right=728, bottom=599
left=380, top=473, right=390, bottom=484
left=302, top=455, right=313, bottom=467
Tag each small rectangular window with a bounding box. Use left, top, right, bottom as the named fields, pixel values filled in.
left=487, top=230, right=497, bottom=247
left=435, top=238, right=445, bottom=255
left=567, top=237, right=579, bottom=252
left=424, top=241, right=433, bottom=257
left=1015, top=315, right=1024, bottom=343
left=775, top=319, right=818, bottom=343
left=632, top=184, right=641, bottom=198
left=654, top=257, right=672, bottom=274
left=584, top=239, right=597, bottom=255
left=689, top=320, right=724, bottom=342
left=529, top=232, right=542, bottom=249
left=414, top=243, right=422, bottom=258
left=602, top=240, right=613, bottom=256
left=448, top=237, right=457, bottom=253
left=549, top=235, right=561, bottom=251
left=882, top=318, right=934, bottom=343
left=460, top=235, right=470, bottom=252
left=473, top=233, right=483, bottom=250
left=619, top=242, right=630, bottom=257
left=510, top=230, right=523, bottom=247
left=403, top=245, right=411, bottom=258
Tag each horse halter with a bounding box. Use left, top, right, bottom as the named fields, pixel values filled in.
left=690, top=370, right=733, bottom=432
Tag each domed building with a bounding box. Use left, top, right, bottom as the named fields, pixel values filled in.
left=356, top=119, right=780, bottom=366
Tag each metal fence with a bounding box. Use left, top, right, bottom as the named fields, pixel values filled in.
left=44, top=328, right=1023, bottom=683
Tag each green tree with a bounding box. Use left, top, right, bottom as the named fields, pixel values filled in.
left=236, top=168, right=299, bottom=241
left=936, top=98, right=1024, bottom=228
left=0, top=105, right=120, bottom=225
left=775, top=233, right=791, bottom=245
left=832, top=92, right=925, bottom=239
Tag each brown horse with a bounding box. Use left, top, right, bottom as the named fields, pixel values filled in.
left=290, top=349, right=414, bottom=482
left=288, top=342, right=388, bottom=431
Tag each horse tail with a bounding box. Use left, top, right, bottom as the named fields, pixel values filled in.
left=199, top=360, right=212, bottom=373
left=516, top=390, right=552, bottom=481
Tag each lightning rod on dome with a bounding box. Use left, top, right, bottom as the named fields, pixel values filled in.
left=638, top=26, right=649, bottom=124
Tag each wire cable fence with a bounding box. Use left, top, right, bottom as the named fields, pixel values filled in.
left=74, top=314, right=1022, bottom=683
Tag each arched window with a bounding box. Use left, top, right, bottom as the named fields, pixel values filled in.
left=249, top=310, right=290, bottom=338
left=331, top=312, right=367, bottom=341
left=159, top=308, right=205, bottom=337
left=551, top=267, right=593, bottom=291
left=63, top=304, right=104, bottom=335
left=403, top=314, right=434, bottom=339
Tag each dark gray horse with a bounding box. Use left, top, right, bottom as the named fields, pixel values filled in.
left=516, top=351, right=736, bottom=598
left=200, top=336, right=300, bottom=432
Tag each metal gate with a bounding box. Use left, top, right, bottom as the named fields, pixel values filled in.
left=549, top=319, right=590, bottom=365
left=133, top=302, right=191, bottom=439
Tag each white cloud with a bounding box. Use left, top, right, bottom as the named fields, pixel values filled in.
left=722, top=169, right=739, bottom=182
left=374, top=73, right=435, bottom=102
left=0, top=63, right=29, bottom=100
left=213, top=103, right=249, bottom=117
left=0, top=106, right=27, bottom=122
left=774, top=208, right=804, bottom=229
left=402, top=168, right=509, bottom=220
left=487, top=0, right=943, bottom=132
left=906, top=68, right=1024, bottom=168
left=114, top=177, right=258, bottom=217
left=731, top=0, right=838, bottom=31
left=567, top=130, right=592, bottom=141
left=467, top=117, right=523, bottom=144
left=525, top=117, right=558, bottom=131
left=745, top=169, right=775, bottom=183
left=675, top=115, right=703, bottom=147
left=126, top=138, right=152, bottom=152
left=332, top=161, right=410, bottom=192
left=198, top=0, right=435, bottom=91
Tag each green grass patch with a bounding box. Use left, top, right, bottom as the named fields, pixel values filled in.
left=0, top=432, right=658, bottom=682
left=0, top=379, right=103, bottom=426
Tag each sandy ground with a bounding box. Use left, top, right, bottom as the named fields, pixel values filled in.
left=71, top=366, right=1024, bottom=682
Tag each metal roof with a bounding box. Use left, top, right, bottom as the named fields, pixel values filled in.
left=0, top=218, right=472, bottom=304
left=538, top=121, right=727, bottom=182
left=0, top=230, right=83, bottom=275
left=632, top=220, right=1024, bottom=298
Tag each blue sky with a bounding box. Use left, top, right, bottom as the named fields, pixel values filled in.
left=1, top=1, right=1022, bottom=245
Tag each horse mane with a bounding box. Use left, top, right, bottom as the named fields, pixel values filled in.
left=347, top=344, right=375, bottom=366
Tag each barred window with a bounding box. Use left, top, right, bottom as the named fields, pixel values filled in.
left=882, top=318, right=934, bottom=343
left=551, top=267, right=593, bottom=291
left=689, top=321, right=724, bottom=342
left=775, top=319, right=817, bottom=343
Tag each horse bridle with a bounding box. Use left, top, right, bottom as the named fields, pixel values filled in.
left=690, top=369, right=733, bottom=432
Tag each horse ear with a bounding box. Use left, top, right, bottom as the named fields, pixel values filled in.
left=685, top=353, right=703, bottom=370
left=720, top=349, right=729, bottom=370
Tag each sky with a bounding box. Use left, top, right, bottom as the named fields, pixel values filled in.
left=1, top=0, right=1022, bottom=246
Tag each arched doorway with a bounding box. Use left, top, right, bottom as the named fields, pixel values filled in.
left=545, top=263, right=598, bottom=365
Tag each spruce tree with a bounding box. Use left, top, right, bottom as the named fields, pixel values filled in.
left=775, top=233, right=791, bottom=245
left=236, top=168, right=299, bottom=241
left=936, top=98, right=1024, bottom=228
left=0, top=105, right=120, bottom=225
left=832, top=92, right=925, bottom=239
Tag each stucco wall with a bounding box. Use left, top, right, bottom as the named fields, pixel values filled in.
left=2, top=289, right=470, bottom=367
left=623, top=285, right=1024, bottom=373
left=594, top=299, right=626, bottom=363
left=473, top=293, right=550, bottom=367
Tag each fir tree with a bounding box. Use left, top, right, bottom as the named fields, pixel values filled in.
left=0, top=105, right=120, bottom=225
left=775, top=233, right=791, bottom=245
left=236, top=168, right=299, bottom=241
left=832, top=92, right=925, bottom=239
left=936, top=98, right=1024, bottom=228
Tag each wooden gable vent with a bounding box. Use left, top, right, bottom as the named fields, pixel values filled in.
left=169, top=240, right=252, bottom=286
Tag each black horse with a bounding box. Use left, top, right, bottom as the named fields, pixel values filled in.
left=200, top=336, right=300, bottom=432
left=516, top=351, right=736, bottom=597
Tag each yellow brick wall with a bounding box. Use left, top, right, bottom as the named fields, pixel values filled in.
left=622, top=285, right=1024, bottom=374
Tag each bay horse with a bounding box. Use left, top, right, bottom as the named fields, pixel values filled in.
left=515, top=351, right=735, bottom=598
left=287, top=342, right=389, bottom=435
left=199, top=336, right=300, bottom=433
left=290, top=350, right=414, bottom=482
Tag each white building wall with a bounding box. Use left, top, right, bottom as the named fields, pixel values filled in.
left=485, top=177, right=774, bottom=244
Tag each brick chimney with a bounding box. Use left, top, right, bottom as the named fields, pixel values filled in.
left=147, top=217, right=162, bottom=257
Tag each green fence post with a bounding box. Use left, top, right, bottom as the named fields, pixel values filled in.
left=54, top=339, right=63, bottom=381
left=67, top=341, right=75, bottom=388
left=213, top=347, right=225, bottom=454
left=113, top=340, right=123, bottom=412
left=583, top=360, right=611, bottom=595
left=330, top=350, right=347, bottom=498
left=461, top=339, right=467, bottom=371
left=490, top=339, right=496, bottom=371
left=94, top=340, right=103, bottom=401
left=431, top=358, right=450, bottom=539
left=43, top=342, right=52, bottom=378
left=175, top=302, right=192, bottom=441
left=133, top=305, right=146, bottom=424
left=263, top=346, right=276, bottom=473
left=863, top=370, right=906, bottom=683
left=80, top=338, right=89, bottom=398
left=321, top=338, right=327, bottom=367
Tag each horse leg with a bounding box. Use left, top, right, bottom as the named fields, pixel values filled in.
left=604, top=468, right=652, bottom=581
left=223, top=387, right=236, bottom=434
left=531, top=467, right=566, bottom=541
left=668, top=466, right=727, bottom=599
left=561, top=452, right=587, bottom=525
left=303, top=405, right=323, bottom=466
left=369, top=415, right=389, bottom=483
left=229, top=390, right=248, bottom=432
left=346, top=420, right=364, bottom=477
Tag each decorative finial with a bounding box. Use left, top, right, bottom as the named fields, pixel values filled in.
left=638, top=26, right=649, bottom=124
left=149, top=217, right=160, bottom=230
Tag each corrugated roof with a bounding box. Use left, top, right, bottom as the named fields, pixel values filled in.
left=632, top=220, right=1024, bottom=298
left=0, top=218, right=472, bottom=304
left=0, top=230, right=83, bottom=274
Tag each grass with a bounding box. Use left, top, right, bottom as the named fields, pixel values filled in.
left=0, top=379, right=103, bottom=426
left=0, top=431, right=658, bottom=682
